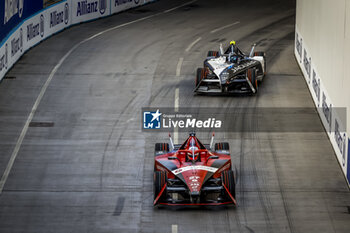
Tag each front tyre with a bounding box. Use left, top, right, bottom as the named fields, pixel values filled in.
left=247, top=68, right=258, bottom=93
left=195, top=68, right=205, bottom=87
left=221, top=170, right=236, bottom=199
left=154, top=171, right=167, bottom=201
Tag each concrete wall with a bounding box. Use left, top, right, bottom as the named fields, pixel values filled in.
left=295, top=0, right=350, bottom=184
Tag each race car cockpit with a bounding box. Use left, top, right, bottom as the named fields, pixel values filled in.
left=224, top=41, right=245, bottom=64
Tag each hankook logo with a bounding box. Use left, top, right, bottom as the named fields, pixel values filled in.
left=19, top=28, right=23, bottom=52
left=64, top=3, right=69, bottom=24
left=99, top=0, right=107, bottom=14
left=40, top=14, right=44, bottom=38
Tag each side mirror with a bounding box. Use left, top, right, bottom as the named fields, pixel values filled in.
left=168, top=156, right=182, bottom=164
left=206, top=155, right=219, bottom=163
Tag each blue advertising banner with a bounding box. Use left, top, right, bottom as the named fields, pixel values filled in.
left=0, top=0, right=43, bottom=44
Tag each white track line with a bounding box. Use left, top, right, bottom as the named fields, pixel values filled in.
left=164, top=0, right=197, bottom=13
left=0, top=0, right=197, bottom=195
left=185, top=37, right=201, bottom=52
left=171, top=224, right=178, bottom=233
left=210, top=21, right=240, bottom=33
left=174, top=88, right=179, bottom=112
left=176, top=57, right=184, bottom=77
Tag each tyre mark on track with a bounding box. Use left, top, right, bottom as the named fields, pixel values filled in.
left=100, top=95, right=137, bottom=189
left=267, top=135, right=295, bottom=233
left=113, top=196, right=126, bottom=216
left=238, top=101, right=249, bottom=225
left=240, top=96, right=273, bottom=232
left=251, top=106, right=273, bottom=232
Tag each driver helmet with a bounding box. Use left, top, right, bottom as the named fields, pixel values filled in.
left=187, top=138, right=199, bottom=162
left=229, top=40, right=237, bottom=54
left=187, top=148, right=199, bottom=162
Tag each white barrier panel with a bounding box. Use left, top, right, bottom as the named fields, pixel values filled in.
left=295, top=27, right=349, bottom=181
left=22, top=12, right=46, bottom=51
left=0, top=36, right=10, bottom=80
left=112, top=0, right=142, bottom=13
left=71, top=0, right=110, bottom=24
left=3, top=25, right=24, bottom=79
left=45, top=1, right=71, bottom=36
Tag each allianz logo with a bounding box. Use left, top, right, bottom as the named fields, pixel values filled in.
left=50, top=3, right=69, bottom=28
left=11, top=28, right=23, bottom=57
left=0, top=44, right=8, bottom=72
left=27, top=14, right=44, bottom=41
left=77, top=0, right=107, bottom=16
left=4, top=0, right=24, bottom=24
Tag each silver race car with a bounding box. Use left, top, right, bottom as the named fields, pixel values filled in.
left=194, top=41, right=266, bottom=94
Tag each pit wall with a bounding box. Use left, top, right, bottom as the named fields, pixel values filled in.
left=0, top=0, right=155, bottom=81
left=295, top=0, right=350, bottom=185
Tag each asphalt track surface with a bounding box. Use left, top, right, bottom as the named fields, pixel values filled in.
left=0, top=0, right=349, bottom=232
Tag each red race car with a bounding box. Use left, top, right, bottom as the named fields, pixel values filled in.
left=153, top=132, right=236, bottom=206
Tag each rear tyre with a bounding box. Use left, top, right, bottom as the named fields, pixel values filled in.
left=155, top=143, right=169, bottom=156
left=254, top=51, right=265, bottom=57
left=247, top=68, right=258, bottom=93
left=195, top=68, right=205, bottom=87
left=215, top=142, right=230, bottom=151
left=221, top=170, right=236, bottom=199
left=254, top=51, right=266, bottom=76
left=207, top=50, right=219, bottom=57
left=154, top=171, right=167, bottom=200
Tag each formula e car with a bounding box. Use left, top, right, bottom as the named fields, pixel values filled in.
left=153, top=132, right=236, bottom=206
left=194, top=41, right=266, bottom=94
